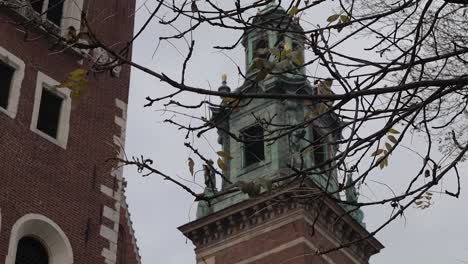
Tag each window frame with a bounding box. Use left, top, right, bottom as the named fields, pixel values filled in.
left=31, top=0, right=65, bottom=27
left=30, top=71, right=72, bottom=149
left=0, top=46, right=25, bottom=119
left=26, top=0, right=84, bottom=35
left=241, top=124, right=266, bottom=168
left=311, top=128, right=328, bottom=167
left=5, top=214, right=74, bottom=264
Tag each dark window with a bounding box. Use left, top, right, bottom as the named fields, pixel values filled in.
left=29, top=0, right=64, bottom=26
left=47, top=0, right=64, bottom=26
left=253, top=37, right=269, bottom=59
left=15, top=236, right=49, bottom=264
left=292, top=40, right=302, bottom=50
left=30, top=0, right=45, bottom=14
left=0, top=61, right=15, bottom=110
left=37, top=88, right=63, bottom=138
left=243, top=125, right=265, bottom=167
left=275, top=33, right=286, bottom=47
left=312, top=129, right=327, bottom=166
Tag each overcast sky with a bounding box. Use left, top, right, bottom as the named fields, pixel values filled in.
left=123, top=1, right=468, bottom=263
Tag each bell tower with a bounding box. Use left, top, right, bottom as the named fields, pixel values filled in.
left=180, top=3, right=383, bottom=264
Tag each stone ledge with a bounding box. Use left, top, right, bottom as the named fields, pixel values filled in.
left=179, top=180, right=383, bottom=263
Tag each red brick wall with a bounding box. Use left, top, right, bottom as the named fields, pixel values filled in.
left=0, top=0, right=137, bottom=263
left=197, top=216, right=363, bottom=264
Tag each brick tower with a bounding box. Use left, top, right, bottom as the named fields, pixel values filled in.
left=0, top=1, right=140, bottom=264
left=179, top=3, right=384, bottom=264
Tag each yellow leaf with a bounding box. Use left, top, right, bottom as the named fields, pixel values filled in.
left=188, top=158, right=194, bottom=176
left=216, top=151, right=233, bottom=160
left=387, top=135, right=398, bottom=144
left=288, top=6, right=299, bottom=17
left=217, top=157, right=227, bottom=172
left=221, top=97, right=237, bottom=104
left=56, top=68, right=89, bottom=107
left=415, top=201, right=423, bottom=205
left=388, top=128, right=400, bottom=134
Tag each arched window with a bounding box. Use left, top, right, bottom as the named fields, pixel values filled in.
left=5, top=214, right=73, bottom=264
left=15, top=237, right=49, bottom=264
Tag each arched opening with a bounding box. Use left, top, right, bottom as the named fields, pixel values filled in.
left=15, top=236, right=49, bottom=264
left=5, top=214, right=73, bottom=264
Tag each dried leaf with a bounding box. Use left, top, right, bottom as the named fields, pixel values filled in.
left=387, top=135, right=398, bottom=144
left=258, top=178, right=273, bottom=192
left=340, top=15, right=351, bottom=23
left=288, top=6, right=299, bottom=17
left=376, top=156, right=385, bottom=169
left=56, top=68, right=89, bottom=107
left=385, top=142, right=392, bottom=152
left=216, top=151, right=233, bottom=160
left=217, top=157, right=227, bottom=172
left=188, top=157, right=194, bottom=176
left=238, top=181, right=261, bottom=197
left=371, top=149, right=384, bottom=156
left=327, top=14, right=339, bottom=22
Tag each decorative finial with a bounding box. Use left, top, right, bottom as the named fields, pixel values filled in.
left=221, top=73, right=227, bottom=84
left=218, top=73, right=231, bottom=93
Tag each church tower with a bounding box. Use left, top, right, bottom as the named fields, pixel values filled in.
left=179, top=3, right=383, bottom=264
left=0, top=1, right=140, bottom=264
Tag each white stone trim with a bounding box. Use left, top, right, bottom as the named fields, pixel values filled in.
left=101, top=185, right=114, bottom=198
left=30, top=71, right=72, bottom=149
left=100, top=98, right=132, bottom=264
left=100, top=225, right=118, bottom=244
left=5, top=213, right=74, bottom=264
left=103, top=206, right=120, bottom=222
left=0, top=46, right=25, bottom=119
left=61, top=0, right=84, bottom=34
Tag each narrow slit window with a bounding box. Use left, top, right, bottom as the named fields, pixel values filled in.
left=37, top=88, right=63, bottom=138
left=253, top=36, right=269, bottom=59
left=243, top=125, right=265, bottom=167
left=312, top=129, right=327, bottom=167
left=47, top=0, right=65, bottom=26
left=0, top=61, right=15, bottom=110
left=29, top=0, right=64, bottom=26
